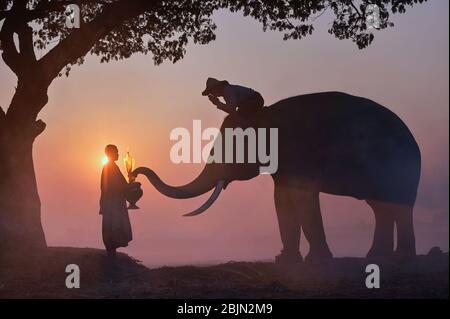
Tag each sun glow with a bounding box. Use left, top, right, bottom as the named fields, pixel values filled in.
left=101, top=156, right=109, bottom=166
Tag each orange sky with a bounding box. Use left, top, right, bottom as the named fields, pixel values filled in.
left=0, top=1, right=448, bottom=266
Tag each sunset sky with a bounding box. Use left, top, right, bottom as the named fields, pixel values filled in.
left=0, top=1, right=448, bottom=267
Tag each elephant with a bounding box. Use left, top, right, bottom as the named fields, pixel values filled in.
left=133, top=91, right=421, bottom=264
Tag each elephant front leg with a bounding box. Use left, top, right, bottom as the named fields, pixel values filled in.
left=295, top=190, right=333, bottom=264
left=274, top=184, right=302, bottom=264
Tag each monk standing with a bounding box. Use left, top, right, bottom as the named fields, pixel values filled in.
left=99, top=144, right=133, bottom=258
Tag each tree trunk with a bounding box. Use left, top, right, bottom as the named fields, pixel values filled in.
left=0, top=82, right=48, bottom=257
left=0, top=132, right=47, bottom=255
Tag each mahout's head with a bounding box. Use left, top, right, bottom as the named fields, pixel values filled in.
left=105, top=144, right=119, bottom=162
left=201, top=77, right=229, bottom=97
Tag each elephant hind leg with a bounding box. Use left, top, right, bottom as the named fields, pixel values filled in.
left=394, top=204, right=416, bottom=258
left=366, top=200, right=395, bottom=259
left=366, top=200, right=416, bottom=259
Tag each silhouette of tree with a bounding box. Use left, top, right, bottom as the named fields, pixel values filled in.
left=0, top=0, right=426, bottom=254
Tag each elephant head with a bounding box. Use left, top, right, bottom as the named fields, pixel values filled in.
left=133, top=114, right=265, bottom=216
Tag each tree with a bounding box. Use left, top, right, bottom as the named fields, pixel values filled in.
left=0, top=0, right=426, bottom=255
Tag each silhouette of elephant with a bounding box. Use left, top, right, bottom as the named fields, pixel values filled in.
left=133, top=92, right=421, bottom=264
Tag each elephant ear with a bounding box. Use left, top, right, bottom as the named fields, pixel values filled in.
left=202, top=114, right=250, bottom=162
left=221, top=114, right=247, bottom=130
left=217, top=114, right=262, bottom=180
left=221, top=109, right=266, bottom=130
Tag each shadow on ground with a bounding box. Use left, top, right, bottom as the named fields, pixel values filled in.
left=0, top=247, right=448, bottom=298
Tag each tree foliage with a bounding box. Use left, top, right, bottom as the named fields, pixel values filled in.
left=0, top=0, right=427, bottom=79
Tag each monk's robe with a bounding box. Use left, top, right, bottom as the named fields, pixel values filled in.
left=100, top=162, right=132, bottom=249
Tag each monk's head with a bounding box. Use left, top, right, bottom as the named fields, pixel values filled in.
left=105, top=144, right=119, bottom=162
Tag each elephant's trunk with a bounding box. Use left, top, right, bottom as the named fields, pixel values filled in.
left=133, top=166, right=220, bottom=199
left=133, top=166, right=225, bottom=216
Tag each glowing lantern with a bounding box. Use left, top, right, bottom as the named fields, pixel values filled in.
left=123, top=150, right=142, bottom=209
left=123, top=151, right=135, bottom=182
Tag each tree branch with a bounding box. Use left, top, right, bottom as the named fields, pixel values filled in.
left=17, top=23, right=36, bottom=63
left=0, top=0, right=37, bottom=75
left=0, top=20, right=21, bottom=74
left=0, top=105, right=5, bottom=135
left=0, top=0, right=111, bottom=23
left=1, top=0, right=161, bottom=123
left=38, top=0, right=161, bottom=84
left=26, top=0, right=115, bottom=22
left=0, top=18, right=37, bottom=76
left=349, top=1, right=363, bottom=18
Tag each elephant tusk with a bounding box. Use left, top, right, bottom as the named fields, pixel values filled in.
left=183, top=180, right=225, bottom=217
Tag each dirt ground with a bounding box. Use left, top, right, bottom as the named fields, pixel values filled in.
left=0, top=247, right=448, bottom=298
